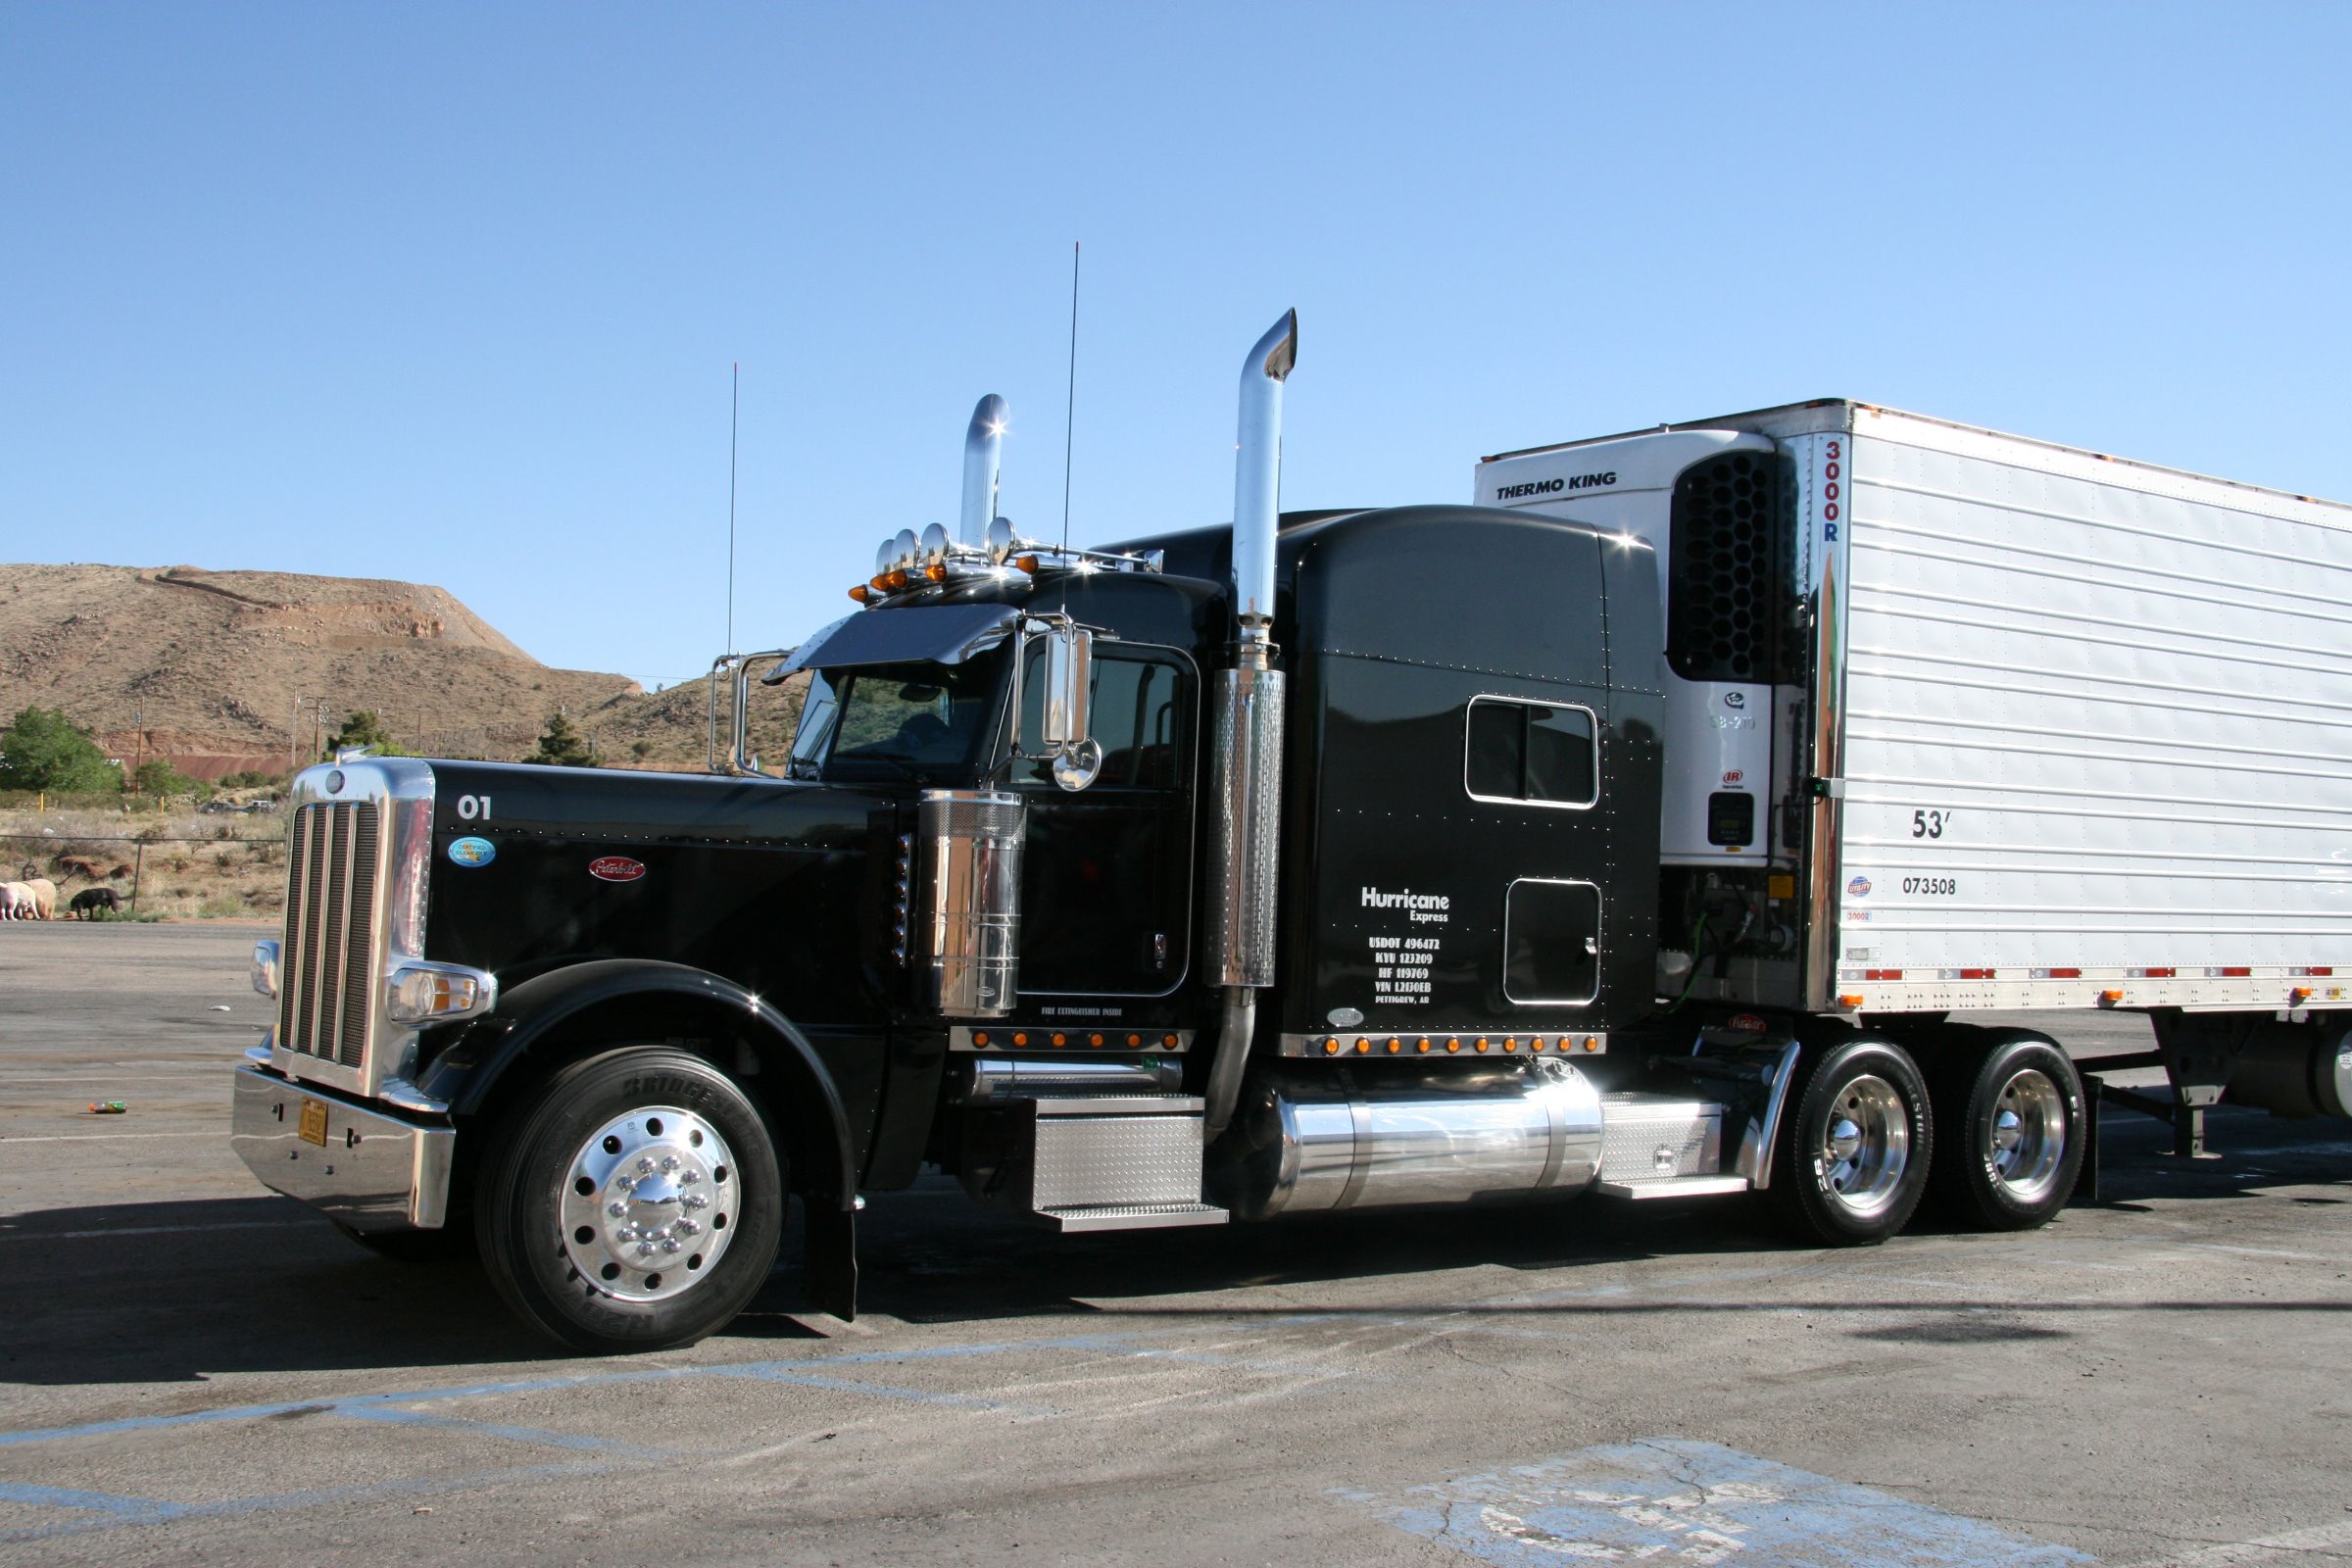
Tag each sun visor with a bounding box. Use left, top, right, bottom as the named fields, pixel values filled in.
left=764, top=604, right=1019, bottom=682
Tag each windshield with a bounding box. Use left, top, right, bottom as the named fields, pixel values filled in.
left=787, top=658, right=1003, bottom=781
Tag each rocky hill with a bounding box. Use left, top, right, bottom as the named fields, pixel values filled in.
left=0, top=564, right=774, bottom=775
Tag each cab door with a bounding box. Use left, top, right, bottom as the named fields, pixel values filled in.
left=1009, top=645, right=1197, bottom=996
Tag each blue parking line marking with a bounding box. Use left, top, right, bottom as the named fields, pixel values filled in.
left=1344, top=1438, right=2092, bottom=1567
left=0, top=1460, right=627, bottom=1547
left=0, top=1315, right=1351, bottom=1453
left=0, top=1480, right=183, bottom=1521
left=329, top=1404, right=671, bottom=1457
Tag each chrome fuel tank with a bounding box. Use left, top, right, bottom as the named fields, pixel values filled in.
left=1207, top=1058, right=1603, bottom=1220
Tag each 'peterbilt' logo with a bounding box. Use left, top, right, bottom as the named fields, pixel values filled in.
left=1494, top=471, right=1616, bottom=501
left=590, top=857, right=647, bottom=883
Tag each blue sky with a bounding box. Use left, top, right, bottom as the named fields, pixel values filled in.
left=7, top=3, right=2348, bottom=692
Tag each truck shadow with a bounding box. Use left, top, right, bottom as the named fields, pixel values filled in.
left=5, top=1106, right=2343, bottom=1385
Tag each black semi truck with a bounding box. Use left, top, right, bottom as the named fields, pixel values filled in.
left=232, top=314, right=2352, bottom=1351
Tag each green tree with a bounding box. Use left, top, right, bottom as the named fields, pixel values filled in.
left=131, top=759, right=208, bottom=797
left=329, top=710, right=403, bottom=758
left=524, top=712, right=596, bottom=767
left=0, top=707, right=122, bottom=792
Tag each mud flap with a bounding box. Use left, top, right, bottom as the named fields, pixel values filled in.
left=803, top=1197, right=858, bottom=1320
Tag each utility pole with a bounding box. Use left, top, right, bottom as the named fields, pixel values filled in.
left=131, top=702, right=145, bottom=789
left=290, top=694, right=309, bottom=779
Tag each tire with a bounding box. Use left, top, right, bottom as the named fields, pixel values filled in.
left=1929, top=1033, right=2084, bottom=1231
left=1768, top=1037, right=1934, bottom=1246
left=476, top=1047, right=785, bottom=1353
left=330, top=1218, right=475, bottom=1263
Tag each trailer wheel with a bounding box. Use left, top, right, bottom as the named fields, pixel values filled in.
left=1769, top=1038, right=1933, bottom=1246
left=477, top=1047, right=785, bottom=1353
left=1932, top=1034, right=2084, bottom=1230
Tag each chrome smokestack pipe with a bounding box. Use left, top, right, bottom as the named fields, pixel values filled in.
left=959, top=394, right=1007, bottom=547
left=1229, top=312, right=1297, bottom=628
left=1203, top=310, right=1298, bottom=1136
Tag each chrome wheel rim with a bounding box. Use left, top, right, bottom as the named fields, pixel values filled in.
left=560, top=1105, right=737, bottom=1302
left=1984, top=1066, right=2067, bottom=1204
left=1817, top=1073, right=1910, bottom=1218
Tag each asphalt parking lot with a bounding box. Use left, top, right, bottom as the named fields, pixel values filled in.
left=2, top=921, right=2349, bottom=1567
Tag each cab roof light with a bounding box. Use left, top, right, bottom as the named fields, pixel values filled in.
left=1013, top=554, right=1041, bottom=575
left=848, top=584, right=872, bottom=603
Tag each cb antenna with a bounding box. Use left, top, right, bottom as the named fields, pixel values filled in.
left=1060, top=240, right=1080, bottom=554
left=726, top=362, right=740, bottom=655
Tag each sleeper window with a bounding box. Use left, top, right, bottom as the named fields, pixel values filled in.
left=1465, top=698, right=1596, bottom=808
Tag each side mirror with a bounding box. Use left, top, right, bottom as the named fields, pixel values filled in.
left=1042, top=621, right=1092, bottom=750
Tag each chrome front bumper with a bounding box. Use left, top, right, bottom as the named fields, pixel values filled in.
left=231, top=1063, right=454, bottom=1232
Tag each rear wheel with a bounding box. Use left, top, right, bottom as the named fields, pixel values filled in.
left=1931, top=1033, right=2084, bottom=1230
left=477, top=1047, right=785, bottom=1353
left=1769, top=1038, right=1934, bottom=1246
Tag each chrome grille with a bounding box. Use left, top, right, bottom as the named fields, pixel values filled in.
left=279, top=801, right=382, bottom=1071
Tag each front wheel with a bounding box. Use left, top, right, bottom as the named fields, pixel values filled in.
left=477, top=1047, right=785, bottom=1353
left=1930, top=1033, right=2084, bottom=1230
left=1768, top=1038, right=1934, bottom=1246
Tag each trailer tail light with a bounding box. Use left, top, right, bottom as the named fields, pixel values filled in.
left=2214, top=966, right=2251, bottom=977
left=1864, top=968, right=1902, bottom=981
left=2295, top=966, right=2335, bottom=976
left=2131, top=967, right=2177, bottom=979
left=2031, top=967, right=2082, bottom=979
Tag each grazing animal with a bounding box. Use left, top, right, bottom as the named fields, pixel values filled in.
left=24, top=878, right=57, bottom=920
left=0, top=883, right=31, bottom=921
left=55, top=855, right=105, bottom=881
left=69, top=887, right=121, bottom=920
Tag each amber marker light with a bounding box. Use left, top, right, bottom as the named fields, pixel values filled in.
left=1837, top=995, right=1864, bottom=1009
left=1011, top=1032, right=1029, bottom=1047
left=1051, top=1032, right=1067, bottom=1048
left=1583, top=1036, right=1599, bottom=1052
left=884, top=569, right=911, bottom=590
left=1502, top=1037, right=1518, bottom=1053
left=1355, top=1038, right=1371, bottom=1054
left=972, top=1031, right=990, bottom=1048
left=1162, top=1033, right=1179, bottom=1048
left=2292, top=987, right=2314, bottom=1003
left=2100, top=989, right=2125, bottom=1005
left=1323, top=1038, right=1340, bottom=1054
left=1415, top=1038, right=1431, bottom=1054
left=1013, top=554, right=1041, bottom=574
left=1126, top=1033, right=1142, bottom=1048
left=1446, top=1037, right=1461, bottom=1053
left=925, top=564, right=949, bottom=583
left=848, top=584, right=872, bottom=603
left=1088, top=1032, right=1103, bottom=1048
left=1475, top=1037, right=1490, bottom=1053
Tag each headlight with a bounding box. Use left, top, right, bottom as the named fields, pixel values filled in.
left=385, top=962, right=497, bottom=1024
left=252, top=940, right=279, bottom=999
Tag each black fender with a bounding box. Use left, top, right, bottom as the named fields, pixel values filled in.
left=418, top=958, right=858, bottom=1318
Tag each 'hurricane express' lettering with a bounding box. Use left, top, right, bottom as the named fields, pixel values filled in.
left=1494, top=470, right=1616, bottom=501
left=1361, top=887, right=1450, bottom=911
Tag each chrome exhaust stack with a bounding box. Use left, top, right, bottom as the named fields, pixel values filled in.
left=959, top=394, right=1007, bottom=547
left=1202, top=312, right=1298, bottom=1134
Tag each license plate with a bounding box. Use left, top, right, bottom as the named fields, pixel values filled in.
left=299, top=1098, right=329, bottom=1147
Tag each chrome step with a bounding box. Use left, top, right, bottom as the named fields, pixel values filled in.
left=1039, top=1201, right=1229, bottom=1233
left=1594, top=1174, right=1752, bottom=1200
left=1598, top=1093, right=1726, bottom=1186
left=961, top=1092, right=1222, bottom=1230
